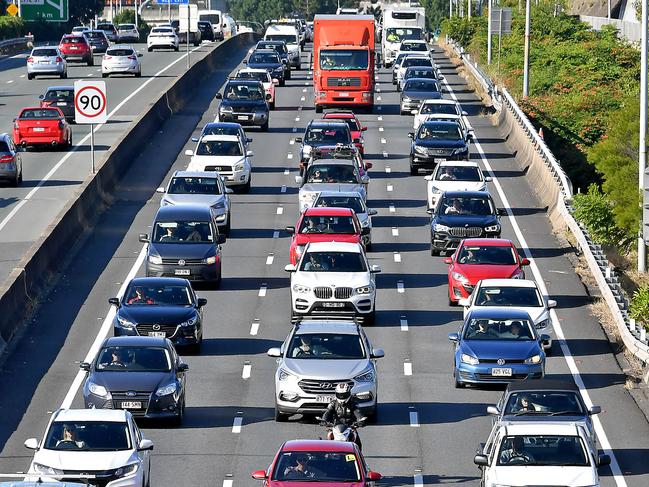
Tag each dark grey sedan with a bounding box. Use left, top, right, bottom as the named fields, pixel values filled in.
left=400, top=78, right=443, bottom=115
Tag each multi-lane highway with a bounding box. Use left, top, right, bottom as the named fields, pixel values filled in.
left=0, top=40, right=222, bottom=283
left=0, top=40, right=648, bottom=487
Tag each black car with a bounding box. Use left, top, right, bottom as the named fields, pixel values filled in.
left=429, top=190, right=504, bottom=255
left=296, top=120, right=352, bottom=169
left=81, top=336, right=189, bottom=423
left=109, top=277, right=208, bottom=351
left=216, top=79, right=271, bottom=131
left=171, top=20, right=201, bottom=46
left=245, top=49, right=285, bottom=85
left=85, top=30, right=110, bottom=53
left=198, top=21, right=215, bottom=42
left=39, top=85, right=75, bottom=122
left=140, top=204, right=226, bottom=287
left=400, top=78, right=443, bottom=115
left=409, top=120, right=471, bottom=175
left=254, top=40, right=290, bottom=78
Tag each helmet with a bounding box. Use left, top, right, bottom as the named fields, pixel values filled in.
left=335, top=383, right=351, bottom=403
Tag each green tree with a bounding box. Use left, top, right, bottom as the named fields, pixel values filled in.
left=70, top=0, right=104, bottom=25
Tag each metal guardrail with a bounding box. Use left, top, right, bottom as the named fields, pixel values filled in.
left=447, top=39, right=649, bottom=374
left=0, top=35, right=34, bottom=54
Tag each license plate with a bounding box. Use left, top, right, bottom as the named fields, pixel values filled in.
left=492, top=368, right=512, bottom=377
left=148, top=331, right=166, bottom=338
left=237, top=115, right=249, bottom=121
left=39, top=61, right=51, bottom=64
left=435, top=158, right=447, bottom=163
left=70, top=46, right=78, bottom=50
left=174, top=269, right=190, bottom=275
left=121, top=401, right=142, bottom=409
left=33, top=127, right=45, bottom=132
left=322, top=302, right=345, bottom=308
left=316, top=395, right=333, bottom=403
left=339, top=92, right=349, bottom=97
left=57, top=102, right=67, bottom=106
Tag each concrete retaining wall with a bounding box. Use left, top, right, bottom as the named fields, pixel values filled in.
left=0, top=33, right=260, bottom=352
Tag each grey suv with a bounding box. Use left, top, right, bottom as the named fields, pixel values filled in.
left=267, top=320, right=384, bottom=422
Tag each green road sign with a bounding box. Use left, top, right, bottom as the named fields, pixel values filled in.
left=21, top=0, right=69, bottom=22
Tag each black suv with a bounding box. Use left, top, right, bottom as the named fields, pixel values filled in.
left=429, top=190, right=504, bottom=255
left=296, top=120, right=352, bottom=171
left=245, top=49, right=285, bottom=85
left=254, top=40, right=290, bottom=78
left=216, top=79, right=271, bottom=131
left=409, top=120, right=470, bottom=175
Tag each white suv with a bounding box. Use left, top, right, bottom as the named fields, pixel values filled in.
left=285, top=241, right=380, bottom=325
left=24, top=409, right=153, bottom=487
left=474, top=421, right=610, bottom=487
left=267, top=320, right=385, bottom=421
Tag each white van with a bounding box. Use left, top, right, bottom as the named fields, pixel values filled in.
left=223, top=13, right=237, bottom=38
left=199, top=10, right=224, bottom=41
left=264, top=24, right=301, bottom=69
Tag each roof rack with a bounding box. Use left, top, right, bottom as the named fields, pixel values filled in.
left=292, top=315, right=364, bottom=327
left=311, top=144, right=357, bottom=161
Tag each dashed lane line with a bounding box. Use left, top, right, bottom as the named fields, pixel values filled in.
left=249, top=320, right=260, bottom=336
left=258, top=284, right=268, bottom=297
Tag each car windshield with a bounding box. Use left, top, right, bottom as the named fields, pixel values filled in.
left=224, top=84, right=264, bottom=100
left=418, top=123, right=463, bottom=141
left=118, top=24, right=136, bottom=30
left=402, top=57, right=431, bottom=68
left=168, top=176, right=221, bottom=195
left=238, top=71, right=269, bottom=83
left=273, top=451, right=362, bottom=481
left=440, top=196, right=494, bottom=216
left=457, top=245, right=517, bottom=265
left=497, top=435, right=589, bottom=466
left=406, top=68, right=435, bottom=79
left=152, top=221, right=214, bottom=244
left=299, top=215, right=356, bottom=234
left=200, top=14, right=220, bottom=24
left=387, top=27, right=421, bottom=42
left=97, top=24, right=115, bottom=31
left=474, top=286, right=543, bottom=307
left=404, top=79, right=439, bottom=92
left=320, top=49, right=369, bottom=70
left=20, top=109, right=60, bottom=119
left=421, top=103, right=459, bottom=115
left=106, top=48, right=134, bottom=56
left=96, top=346, right=172, bottom=372
left=266, top=34, right=296, bottom=44
left=305, top=127, right=351, bottom=144
left=44, top=421, right=131, bottom=451
left=202, top=125, right=240, bottom=137
left=435, top=165, right=481, bottom=182
left=464, top=318, right=536, bottom=340
left=299, top=251, right=366, bottom=272
left=196, top=140, right=242, bottom=156
left=45, top=89, right=73, bottom=100
left=87, top=31, right=105, bottom=39
left=153, top=27, right=173, bottom=34
left=288, top=333, right=365, bottom=359
left=250, top=52, right=280, bottom=63
left=123, top=282, right=193, bottom=305
left=259, top=42, right=286, bottom=52
left=33, top=48, right=58, bottom=57
left=314, top=196, right=365, bottom=214
left=504, top=391, right=586, bottom=416
left=305, top=164, right=357, bottom=184
left=401, top=42, right=427, bottom=51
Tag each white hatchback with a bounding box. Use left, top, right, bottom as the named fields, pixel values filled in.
left=147, top=26, right=179, bottom=52
left=102, top=45, right=141, bottom=78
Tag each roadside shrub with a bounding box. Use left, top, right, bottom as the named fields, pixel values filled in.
left=111, top=9, right=151, bottom=37
left=0, top=15, right=25, bottom=39
left=441, top=16, right=482, bottom=47
left=630, top=285, right=649, bottom=326
left=572, top=184, right=629, bottom=248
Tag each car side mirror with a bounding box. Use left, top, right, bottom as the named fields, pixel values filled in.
left=589, top=405, right=602, bottom=415
left=408, top=132, right=414, bottom=139
left=294, top=137, right=303, bottom=143
left=458, top=298, right=470, bottom=307
left=473, top=454, right=488, bottom=466
left=486, top=405, right=500, bottom=416
left=462, top=110, right=468, bottom=116
left=368, top=209, right=378, bottom=216
left=247, top=137, right=253, bottom=143
left=448, top=332, right=459, bottom=342
left=38, top=94, right=44, bottom=99
left=217, top=234, right=227, bottom=244
left=108, top=297, right=120, bottom=306
left=361, top=227, right=371, bottom=236
left=353, top=138, right=361, bottom=144
left=370, top=348, right=385, bottom=359
left=598, top=454, right=611, bottom=467
left=243, top=59, right=248, bottom=64
left=251, top=470, right=268, bottom=480
left=370, top=264, right=381, bottom=273
left=361, top=175, right=370, bottom=184
left=156, top=187, right=165, bottom=193
left=139, top=233, right=149, bottom=243
left=285, top=226, right=295, bottom=234
left=284, top=264, right=297, bottom=272
left=267, top=347, right=281, bottom=357
left=443, top=257, right=452, bottom=264
left=247, top=150, right=254, bottom=157
left=467, top=133, right=473, bottom=140
left=519, top=258, right=530, bottom=266
left=225, top=187, right=234, bottom=194
left=365, top=162, right=373, bottom=170
left=266, top=93, right=272, bottom=100
left=178, top=362, right=189, bottom=372
left=497, top=208, right=507, bottom=216
left=80, top=362, right=91, bottom=371
left=24, top=438, right=39, bottom=450
left=547, top=299, right=557, bottom=308
left=138, top=53, right=143, bottom=57
left=295, top=175, right=303, bottom=185
left=191, top=136, right=199, bottom=142
left=362, top=126, right=368, bottom=131
left=438, top=74, right=445, bottom=80
left=138, top=439, right=154, bottom=451
left=540, top=334, right=552, bottom=349
left=197, top=297, right=208, bottom=307
left=215, top=93, right=223, bottom=99
left=367, top=471, right=382, bottom=481
left=484, top=176, right=493, bottom=182
left=282, top=59, right=288, bottom=64
left=185, top=149, right=194, bottom=156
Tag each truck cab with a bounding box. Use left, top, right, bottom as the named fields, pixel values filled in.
left=381, top=7, right=426, bottom=67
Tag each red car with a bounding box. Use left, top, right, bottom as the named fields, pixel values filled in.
left=13, top=107, right=72, bottom=150
left=286, top=207, right=367, bottom=265
left=323, top=110, right=367, bottom=156
left=251, top=440, right=382, bottom=486
left=58, top=34, right=94, bottom=66
left=444, top=238, right=530, bottom=305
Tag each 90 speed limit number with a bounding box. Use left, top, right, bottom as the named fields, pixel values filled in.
left=74, top=80, right=108, bottom=124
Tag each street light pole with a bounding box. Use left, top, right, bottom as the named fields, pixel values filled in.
left=487, top=0, right=493, bottom=64
left=468, top=0, right=471, bottom=18
left=522, top=0, right=531, bottom=97
left=639, top=0, right=648, bottom=272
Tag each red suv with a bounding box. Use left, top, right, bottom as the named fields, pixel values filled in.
left=251, top=440, right=382, bottom=486
left=58, top=34, right=94, bottom=66
left=286, top=207, right=367, bottom=265
left=444, top=238, right=529, bottom=305
left=323, top=110, right=367, bottom=156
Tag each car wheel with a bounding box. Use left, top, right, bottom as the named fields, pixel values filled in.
left=241, top=176, right=252, bottom=193
left=448, top=295, right=457, bottom=306
left=174, top=45, right=179, bottom=52
left=397, top=84, right=401, bottom=92
left=224, top=213, right=231, bottom=235
left=315, top=104, right=323, bottom=113
left=261, top=121, right=269, bottom=132
left=270, top=100, right=275, bottom=110
left=60, top=71, right=67, bottom=79
left=366, top=406, right=378, bottom=424
left=365, top=240, right=372, bottom=252
left=173, top=398, right=185, bottom=426
left=431, top=244, right=440, bottom=256
left=286, top=70, right=291, bottom=80
left=27, top=73, right=34, bottom=80
left=102, top=73, right=108, bottom=78
left=10, top=173, right=19, bottom=187
left=453, top=365, right=464, bottom=388
left=364, top=310, right=376, bottom=326
left=147, top=47, right=153, bottom=52
left=88, top=58, right=94, bottom=67
left=410, top=164, right=418, bottom=176
left=275, top=404, right=289, bottom=422
left=135, top=71, right=142, bottom=78
left=213, top=267, right=222, bottom=289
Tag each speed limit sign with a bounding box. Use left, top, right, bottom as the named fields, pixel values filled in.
left=74, top=80, right=107, bottom=124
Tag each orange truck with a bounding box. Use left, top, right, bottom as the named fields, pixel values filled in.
left=313, top=14, right=375, bottom=113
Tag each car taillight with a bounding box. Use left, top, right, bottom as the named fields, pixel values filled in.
left=41, top=101, right=53, bottom=107
left=0, top=155, right=14, bottom=164
left=104, top=55, right=112, bottom=60
left=55, top=56, right=63, bottom=62
left=27, top=57, right=34, bottom=63
left=58, top=120, right=65, bottom=129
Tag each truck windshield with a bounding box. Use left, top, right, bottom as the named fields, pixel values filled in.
left=386, top=27, right=422, bottom=42
left=320, top=49, right=369, bottom=71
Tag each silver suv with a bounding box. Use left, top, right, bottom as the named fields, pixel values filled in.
left=267, top=320, right=384, bottom=422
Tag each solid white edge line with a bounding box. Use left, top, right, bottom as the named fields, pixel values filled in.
left=223, top=479, right=234, bottom=487
left=400, top=318, right=408, bottom=331
left=409, top=411, right=419, bottom=427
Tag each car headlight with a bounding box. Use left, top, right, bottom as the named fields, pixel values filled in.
left=433, top=223, right=450, bottom=232
left=430, top=186, right=442, bottom=194
left=451, top=272, right=468, bottom=284
left=414, top=144, right=427, bottom=155
left=401, top=96, right=411, bottom=102
left=355, top=284, right=375, bottom=295
left=234, top=162, right=245, bottom=171
left=220, top=105, right=233, bottom=112
left=525, top=354, right=542, bottom=364
left=33, top=463, right=64, bottom=476
left=292, top=283, right=311, bottom=293
left=361, top=219, right=370, bottom=228
left=302, top=145, right=312, bottom=155
left=180, top=315, right=198, bottom=327
left=156, top=382, right=178, bottom=396
left=354, top=368, right=375, bottom=382
left=148, top=254, right=162, bottom=265
left=214, top=200, right=226, bottom=209
left=117, top=315, right=136, bottom=329
left=485, top=224, right=501, bottom=232
left=460, top=353, right=479, bottom=365
left=295, top=245, right=306, bottom=257
left=88, top=381, right=110, bottom=398
left=453, top=147, right=468, bottom=155
left=278, top=368, right=295, bottom=381
left=204, top=255, right=217, bottom=264
left=535, top=318, right=550, bottom=329
left=115, top=463, right=139, bottom=478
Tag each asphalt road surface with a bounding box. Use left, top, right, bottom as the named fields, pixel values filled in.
left=0, top=42, right=648, bottom=487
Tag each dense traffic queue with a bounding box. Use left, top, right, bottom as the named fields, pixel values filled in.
left=3, top=10, right=613, bottom=487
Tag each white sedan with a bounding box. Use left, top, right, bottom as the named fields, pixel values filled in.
left=236, top=67, right=277, bottom=109
left=425, top=161, right=491, bottom=210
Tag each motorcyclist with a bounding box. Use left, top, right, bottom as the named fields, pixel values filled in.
left=322, top=383, right=367, bottom=450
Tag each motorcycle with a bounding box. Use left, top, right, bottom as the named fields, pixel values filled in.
left=317, top=417, right=364, bottom=450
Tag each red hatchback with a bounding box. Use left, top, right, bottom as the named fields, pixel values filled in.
left=252, top=440, right=381, bottom=486
left=444, top=238, right=529, bottom=305
left=13, top=107, right=72, bottom=150
left=58, top=34, right=94, bottom=66
left=286, top=207, right=367, bottom=265
left=323, top=111, right=367, bottom=156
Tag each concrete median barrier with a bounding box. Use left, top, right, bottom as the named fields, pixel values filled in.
left=0, top=33, right=260, bottom=354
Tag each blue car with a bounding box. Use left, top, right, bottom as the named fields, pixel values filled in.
left=448, top=308, right=550, bottom=388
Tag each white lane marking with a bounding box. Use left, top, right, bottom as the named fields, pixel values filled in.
left=377, top=116, right=383, bottom=121
left=0, top=47, right=203, bottom=236
left=223, top=479, right=234, bottom=487
left=376, top=87, right=381, bottom=93
left=232, top=416, right=243, bottom=433
left=273, top=230, right=280, bottom=238
left=385, top=166, right=391, bottom=173
left=276, top=206, right=284, bottom=215
left=266, top=254, right=274, bottom=265
left=259, top=284, right=268, bottom=297
left=87, top=73, right=94, bottom=77
left=281, top=185, right=287, bottom=193
left=413, top=473, right=423, bottom=487
left=300, top=96, right=305, bottom=101
left=19, top=74, right=25, bottom=78
left=302, top=88, right=307, bottom=92
left=389, top=204, right=396, bottom=213
left=393, top=252, right=401, bottom=263
left=304, top=81, right=309, bottom=86
left=298, top=106, right=303, bottom=111
left=387, top=184, right=393, bottom=192
left=287, top=153, right=293, bottom=159
left=284, top=169, right=290, bottom=175
left=6, top=80, right=13, bottom=84
left=61, top=245, right=147, bottom=408
left=242, top=362, right=252, bottom=379
left=295, top=117, right=300, bottom=122
left=409, top=410, right=419, bottom=427
left=392, top=227, right=399, bottom=236
left=382, top=151, right=388, bottom=158
left=379, top=127, right=384, bottom=132
left=249, top=320, right=260, bottom=336
left=442, top=70, right=629, bottom=487
left=400, top=317, right=409, bottom=331
left=377, top=95, right=382, bottom=101
left=293, top=127, right=298, bottom=132
left=381, top=138, right=386, bottom=144
left=397, top=280, right=405, bottom=293
left=289, top=139, right=295, bottom=145
left=404, top=361, right=413, bottom=376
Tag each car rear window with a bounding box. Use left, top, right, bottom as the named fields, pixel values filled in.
left=98, top=24, right=116, bottom=32
left=87, top=31, right=104, bottom=39
left=20, top=109, right=61, bottom=119
left=61, top=36, right=87, bottom=44
left=45, top=89, right=73, bottom=101
left=33, top=48, right=58, bottom=57
left=106, top=48, right=134, bottom=56
left=118, top=24, right=136, bottom=30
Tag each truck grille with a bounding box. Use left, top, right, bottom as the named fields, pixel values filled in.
left=136, top=323, right=178, bottom=337
left=314, top=287, right=333, bottom=299
left=448, top=227, right=483, bottom=238
left=299, top=378, right=354, bottom=394
left=327, top=77, right=361, bottom=87
left=334, top=287, right=353, bottom=299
